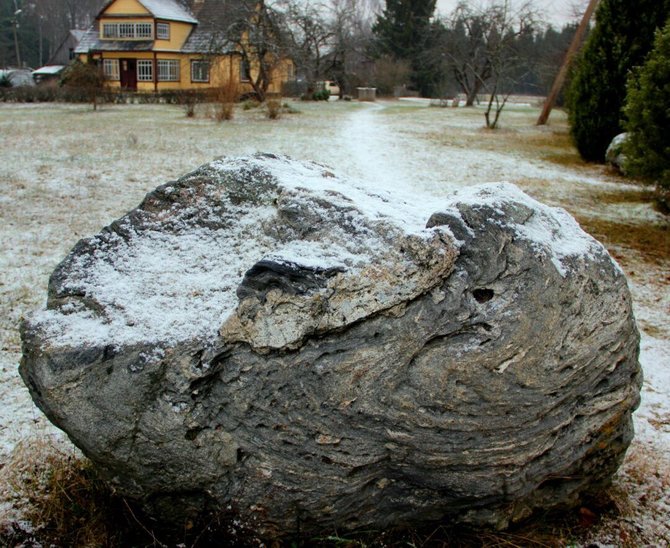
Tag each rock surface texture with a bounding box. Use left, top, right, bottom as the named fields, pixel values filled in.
left=20, top=154, right=641, bottom=538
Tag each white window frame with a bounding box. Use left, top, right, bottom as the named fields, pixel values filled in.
left=102, top=59, right=120, bottom=81
left=190, top=60, right=210, bottom=83
left=157, top=59, right=179, bottom=82
left=135, top=23, right=153, bottom=38
left=102, top=23, right=119, bottom=38
left=102, top=22, right=153, bottom=40
left=137, top=59, right=153, bottom=81
left=119, top=23, right=134, bottom=38
left=156, top=22, right=170, bottom=40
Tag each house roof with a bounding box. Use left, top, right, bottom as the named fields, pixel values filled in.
left=181, top=0, right=247, bottom=53
left=71, top=30, right=87, bottom=42
left=137, top=0, right=197, bottom=24
left=75, top=30, right=154, bottom=53
left=96, top=0, right=198, bottom=24
left=32, top=65, right=67, bottom=75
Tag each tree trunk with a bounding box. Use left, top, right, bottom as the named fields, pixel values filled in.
left=537, top=0, right=600, bottom=125
left=466, top=86, right=479, bottom=107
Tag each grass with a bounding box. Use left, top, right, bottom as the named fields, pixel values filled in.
left=577, top=216, right=670, bottom=265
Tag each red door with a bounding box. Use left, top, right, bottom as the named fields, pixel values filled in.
left=120, top=59, right=137, bottom=90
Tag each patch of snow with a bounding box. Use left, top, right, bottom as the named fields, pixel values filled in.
left=445, top=182, right=608, bottom=277
left=32, top=221, right=271, bottom=349
left=635, top=333, right=670, bottom=451
left=30, top=154, right=602, bottom=351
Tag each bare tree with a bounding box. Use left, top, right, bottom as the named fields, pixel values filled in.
left=436, top=0, right=539, bottom=112
left=438, top=3, right=495, bottom=106
left=326, top=0, right=377, bottom=96
left=480, top=1, right=538, bottom=128
left=281, top=0, right=333, bottom=88
left=227, top=0, right=292, bottom=102
left=434, top=0, right=539, bottom=124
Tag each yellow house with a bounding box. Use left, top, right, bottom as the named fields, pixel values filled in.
left=75, top=0, right=293, bottom=94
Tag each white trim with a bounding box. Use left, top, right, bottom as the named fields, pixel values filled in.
left=190, top=59, right=209, bottom=83
left=103, top=59, right=120, bottom=80
left=102, top=22, right=154, bottom=40
left=137, top=59, right=153, bottom=81
left=156, top=22, right=170, bottom=40
left=157, top=59, right=179, bottom=81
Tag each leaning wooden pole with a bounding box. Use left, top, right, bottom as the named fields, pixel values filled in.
left=537, top=0, right=600, bottom=125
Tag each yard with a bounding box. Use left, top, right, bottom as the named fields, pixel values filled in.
left=0, top=98, right=668, bottom=545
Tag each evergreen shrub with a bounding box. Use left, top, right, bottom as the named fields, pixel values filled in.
left=624, top=19, right=670, bottom=190
left=568, top=0, right=670, bottom=162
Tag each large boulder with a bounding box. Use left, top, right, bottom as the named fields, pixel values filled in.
left=20, top=154, right=641, bottom=538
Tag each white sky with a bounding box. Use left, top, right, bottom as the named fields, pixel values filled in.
left=435, top=0, right=583, bottom=27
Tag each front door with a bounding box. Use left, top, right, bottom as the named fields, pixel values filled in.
left=120, top=59, right=137, bottom=90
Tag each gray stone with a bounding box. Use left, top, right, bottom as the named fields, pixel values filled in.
left=606, top=132, right=629, bottom=173
left=20, top=154, right=641, bottom=538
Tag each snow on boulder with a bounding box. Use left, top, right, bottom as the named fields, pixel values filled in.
left=606, top=132, right=629, bottom=173
left=20, top=154, right=641, bottom=538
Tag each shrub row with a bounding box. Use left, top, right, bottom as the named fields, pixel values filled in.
left=0, top=85, right=213, bottom=105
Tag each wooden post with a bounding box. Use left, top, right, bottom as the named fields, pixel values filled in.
left=537, top=0, right=600, bottom=125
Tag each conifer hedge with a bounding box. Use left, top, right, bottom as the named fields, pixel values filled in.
left=568, top=0, right=670, bottom=162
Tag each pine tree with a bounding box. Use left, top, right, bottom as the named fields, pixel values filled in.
left=372, top=0, right=438, bottom=96
left=624, top=20, right=670, bottom=189
left=568, top=0, right=670, bottom=162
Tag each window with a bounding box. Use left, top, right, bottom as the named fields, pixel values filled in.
left=156, top=22, right=170, bottom=40
left=102, top=23, right=119, bottom=38
left=136, top=23, right=153, bottom=38
left=102, top=22, right=153, bottom=40
left=157, top=59, right=179, bottom=81
left=103, top=59, right=120, bottom=80
left=191, top=60, right=210, bottom=83
left=137, top=60, right=153, bottom=81
left=240, top=59, right=251, bottom=82
left=119, top=23, right=135, bottom=38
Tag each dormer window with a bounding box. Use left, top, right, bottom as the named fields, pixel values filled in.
left=102, top=22, right=153, bottom=40
left=157, top=23, right=170, bottom=40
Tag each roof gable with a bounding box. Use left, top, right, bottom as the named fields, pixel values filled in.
left=138, top=0, right=197, bottom=23
left=98, top=0, right=197, bottom=24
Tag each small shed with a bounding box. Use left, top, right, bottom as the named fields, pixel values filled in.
left=32, top=65, right=67, bottom=85
left=357, top=87, right=377, bottom=101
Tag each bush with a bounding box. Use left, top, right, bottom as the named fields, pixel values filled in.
left=176, top=89, right=200, bottom=117
left=212, top=80, right=239, bottom=122
left=623, top=20, right=670, bottom=189
left=266, top=98, right=282, bottom=119
left=243, top=99, right=261, bottom=110
left=567, top=0, right=670, bottom=162
left=60, top=61, right=108, bottom=110
left=301, top=88, right=331, bottom=101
